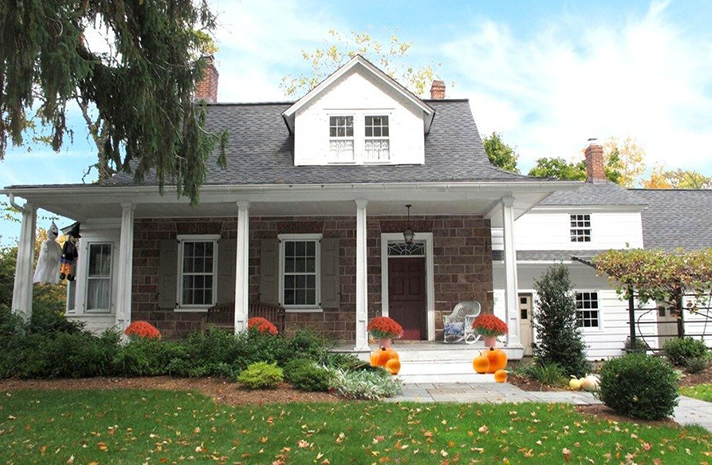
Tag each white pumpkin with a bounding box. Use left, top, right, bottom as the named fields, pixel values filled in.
left=580, top=374, right=600, bottom=392
left=569, top=376, right=582, bottom=391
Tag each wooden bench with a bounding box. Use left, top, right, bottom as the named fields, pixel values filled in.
left=204, top=301, right=286, bottom=333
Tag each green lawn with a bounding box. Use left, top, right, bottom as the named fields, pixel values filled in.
left=681, top=384, right=712, bottom=402
left=1, top=390, right=710, bottom=464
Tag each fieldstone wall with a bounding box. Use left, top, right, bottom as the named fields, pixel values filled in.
left=131, top=215, right=493, bottom=340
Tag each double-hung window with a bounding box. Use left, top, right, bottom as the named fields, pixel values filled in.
left=86, top=243, right=113, bottom=312
left=575, top=291, right=600, bottom=328
left=570, top=214, right=591, bottom=242
left=179, top=237, right=218, bottom=308
left=280, top=235, right=321, bottom=309
left=364, top=115, right=390, bottom=161
left=329, top=116, right=354, bottom=162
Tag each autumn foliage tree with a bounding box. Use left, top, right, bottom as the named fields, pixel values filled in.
left=1, top=0, right=227, bottom=203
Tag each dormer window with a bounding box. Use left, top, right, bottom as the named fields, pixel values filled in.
left=329, top=116, right=354, bottom=162
left=365, top=116, right=390, bottom=162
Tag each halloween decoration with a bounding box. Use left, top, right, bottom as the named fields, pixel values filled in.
left=59, top=223, right=81, bottom=281
left=472, top=314, right=508, bottom=348
left=385, top=358, right=401, bottom=375
left=473, top=353, right=490, bottom=374
left=485, top=348, right=508, bottom=374
left=367, top=316, right=404, bottom=349
left=33, top=221, right=62, bottom=284
left=494, top=369, right=508, bottom=383
left=370, top=347, right=399, bottom=368
left=569, top=376, right=582, bottom=391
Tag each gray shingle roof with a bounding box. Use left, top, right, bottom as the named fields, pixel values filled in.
left=492, top=250, right=609, bottom=261
left=100, top=100, right=540, bottom=187
left=631, top=189, right=712, bottom=251
left=540, top=181, right=646, bottom=206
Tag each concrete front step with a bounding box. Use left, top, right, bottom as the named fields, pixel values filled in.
left=398, top=360, right=495, bottom=384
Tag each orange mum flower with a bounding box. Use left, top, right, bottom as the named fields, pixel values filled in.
left=367, top=317, right=404, bottom=339
left=124, top=321, right=161, bottom=339
left=248, top=317, right=278, bottom=335
left=472, top=314, right=508, bottom=337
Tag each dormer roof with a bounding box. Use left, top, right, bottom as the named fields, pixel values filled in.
left=281, top=55, right=435, bottom=134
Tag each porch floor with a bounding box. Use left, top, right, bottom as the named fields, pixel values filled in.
left=332, top=340, right=523, bottom=384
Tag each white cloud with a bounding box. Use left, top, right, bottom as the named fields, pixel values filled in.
left=443, top=1, right=712, bottom=176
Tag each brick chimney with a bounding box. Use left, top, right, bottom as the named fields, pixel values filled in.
left=430, top=80, right=446, bottom=99
left=585, top=138, right=606, bottom=183
left=194, top=55, right=218, bottom=103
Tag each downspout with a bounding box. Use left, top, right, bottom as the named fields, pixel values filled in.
left=8, top=193, right=25, bottom=213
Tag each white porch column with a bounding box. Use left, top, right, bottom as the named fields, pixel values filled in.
left=355, top=200, right=369, bottom=350
left=12, top=202, right=36, bottom=322
left=115, top=202, right=135, bottom=333
left=501, top=196, right=521, bottom=346
left=234, top=202, right=250, bottom=333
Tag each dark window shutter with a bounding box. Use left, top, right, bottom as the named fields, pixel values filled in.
left=320, top=238, right=340, bottom=309
left=217, top=238, right=236, bottom=304
left=158, top=240, right=178, bottom=309
left=259, top=239, right=280, bottom=305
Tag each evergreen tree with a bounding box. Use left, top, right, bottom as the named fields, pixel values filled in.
left=0, top=0, right=227, bottom=203
left=532, top=265, right=590, bottom=377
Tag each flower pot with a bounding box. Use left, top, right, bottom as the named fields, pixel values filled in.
left=483, top=336, right=497, bottom=348
left=378, top=338, right=392, bottom=349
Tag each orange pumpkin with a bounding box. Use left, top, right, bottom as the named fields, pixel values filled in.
left=473, top=354, right=490, bottom=374
left=385, top=358, right=401, bottom=375
left=494, top=369, right=508, bottom=383
left=370, top=347, right=399, bottom=367
left=486, top=348, right=508, bottom=374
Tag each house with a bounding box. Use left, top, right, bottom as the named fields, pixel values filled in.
left=4, top=55, right=709, bottom=361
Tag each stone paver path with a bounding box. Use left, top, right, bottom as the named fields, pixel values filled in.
left=387, top=382, right=712, bottom=431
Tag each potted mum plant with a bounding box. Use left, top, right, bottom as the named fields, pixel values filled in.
left=472, top=314, right=508, bottom=348
left=367, top=316, right=404, bottom=348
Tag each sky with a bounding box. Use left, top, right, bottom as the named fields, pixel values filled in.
left=2, top=0, right=712, bottom=243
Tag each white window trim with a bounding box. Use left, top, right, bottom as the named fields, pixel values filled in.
left=575, top=289, right=603, bottom=331
left=278, top=233, right=323, bottom=312
left=570, top=213, right=592, bottom=243
left=363, top=114, right=391, bottom=164
left=328, top=114, right=356, bottom=164
left=176, top=234, right=220, bottom=311
left=84, top=242, right=114, bottom=314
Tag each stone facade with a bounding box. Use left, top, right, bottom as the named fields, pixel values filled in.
left=131, top=215, right=493, bottom=340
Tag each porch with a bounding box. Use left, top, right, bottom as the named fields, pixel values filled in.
left=3, top=181, right=578, bottom=355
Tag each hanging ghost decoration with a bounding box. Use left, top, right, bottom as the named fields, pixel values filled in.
left=33, top=222, right=62, bottom=285
left=60, top=223, right=81, bottom=282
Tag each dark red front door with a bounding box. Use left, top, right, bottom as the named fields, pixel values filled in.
left=388, top=257, right=426, bottom=340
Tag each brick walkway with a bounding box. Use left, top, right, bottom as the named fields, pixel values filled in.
left=387, top=382, right=712, bottom=431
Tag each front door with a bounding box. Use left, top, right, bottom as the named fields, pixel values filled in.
left=388, top=257, right=427, bottom=340
left=519, top=293, right=533, bottom=356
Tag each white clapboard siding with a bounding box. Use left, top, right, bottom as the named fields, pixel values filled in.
left=492, top=210, right=644, bottom=252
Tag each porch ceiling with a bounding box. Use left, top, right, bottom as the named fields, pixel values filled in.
left=2, top=180, right=581, bottom=225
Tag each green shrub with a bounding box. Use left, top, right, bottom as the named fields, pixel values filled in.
left=284, top=358, right=332, bottom=392
left=321, top=352, right=369, bottom=371
left=113, top=337, right=186, bottom=377
left=327, top=367, right=401, bottom=400
left=28, top=306, right=83, bottom=334
left=598, top=353, right=678, bottom=421
left=237, top=362, right=284, bottom=389
left=515, top=361, right=567, bottom=386
left=624, top=336, right=651, bottom=353
left=532, top=265, right=590, bottom=377
left=663, top=337, right=708, bottom=366
left=685, top=356, right=709, bottom=374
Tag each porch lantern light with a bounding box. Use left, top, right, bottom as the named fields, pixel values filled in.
left=403, top=204, right=415, bottom=245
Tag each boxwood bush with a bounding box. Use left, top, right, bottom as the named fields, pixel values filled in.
left=663, top=337, right=708, bottom=367
left=598, top=353, right=679, bottom=420
left=284, top=358, right=332, bottom=392
left=237, top=362, right=283, bottom=389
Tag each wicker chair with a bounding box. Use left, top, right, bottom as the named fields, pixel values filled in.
left=442, top=301, right=481, bottom=344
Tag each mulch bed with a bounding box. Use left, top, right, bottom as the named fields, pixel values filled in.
left=0, top=377, right=340, bottom=406
left=678, top=365, right=712, bottom=388
left=507, top=373, right=569, bottom=392
left=575, top=404, right=680, bottom=427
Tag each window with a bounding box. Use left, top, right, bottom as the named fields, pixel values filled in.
left=179, top=238, right=217, bottom=307
left=570, top=214, right=591, bottom=242
left=280, top=235, right=320, bottom=308
left=364, top=115, right=390, bottom=161
left=329, top=116, right=354, bottom=162
left=86, top=243, right=113, bottom=312
left=576, top=291, right=600, bottom=328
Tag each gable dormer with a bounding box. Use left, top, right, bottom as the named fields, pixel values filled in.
left=282, top=56, right=435, bottom=166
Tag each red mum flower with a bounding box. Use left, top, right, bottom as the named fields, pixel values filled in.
left=124, top=321, right=161, bottom=339
left=472, top=314, right=508, bottom=337
left=248, top=317, right=278, bottom=335
left=367, top=317, right=404, bottom=340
